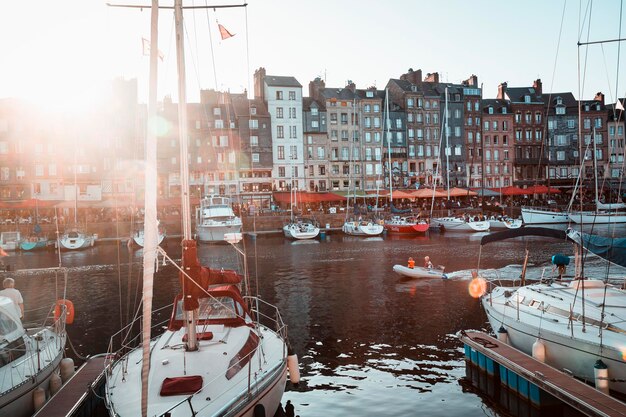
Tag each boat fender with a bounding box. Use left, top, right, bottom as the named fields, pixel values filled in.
left=532, top=338, right=546, bottom=362
left=49, top=372, right=62, bottom=395
left=496, top=326, right=509, bottom=344
left=60, top=358, right=75, bottom=383
left=54, top=299, right=75, bottom=325
left=253, top=404, right=266, bottom=417
left=33, top=387, right=46, bottom=411
left=287, top=349, right=300, bottom=385
left=594, top=359, right=609, bottom=394
left=551, top=254, right=570, bottom=266
left=442, top=274, right=448, bottom=280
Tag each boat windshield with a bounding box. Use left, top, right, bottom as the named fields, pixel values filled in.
left=175, top=296, right=243, bottom=321
left=0, top=309, right=18, bottom=336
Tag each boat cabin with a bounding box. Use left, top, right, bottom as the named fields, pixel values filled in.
left=0, top=297, right=25, bottom=367
left=168, top=285, right=252, bottom=331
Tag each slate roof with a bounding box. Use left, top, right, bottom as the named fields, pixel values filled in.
left=544, top=92, right=577, bottom=108
left=264, top=75, right=302, bottom=88
left=504, top=86, right=543, bottom=103
left=317, top=88, right=358, bottom=100
left=482, top=99, right=511, bottom=114
left=302, top=97, right=326, bottom=111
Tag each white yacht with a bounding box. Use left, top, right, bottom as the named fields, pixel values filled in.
left=521, top=207, right=569, bottom=224
left=195, top=195, right=242, bottom=243
left=0, top=296, right=69, bottom=416
left=342, top=219, right=384, bottom=236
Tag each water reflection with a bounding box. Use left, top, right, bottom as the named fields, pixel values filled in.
left=4, top=230, right=608, bottom=416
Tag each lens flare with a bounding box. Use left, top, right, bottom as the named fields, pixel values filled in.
left=469, top=276, right=487, bottom=298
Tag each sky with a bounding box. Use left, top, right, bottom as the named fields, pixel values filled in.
left=2, top=0, right=626, bottom=111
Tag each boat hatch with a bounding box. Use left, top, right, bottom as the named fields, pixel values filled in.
left=169, top=290, right=250, bottom=330
left=68, top=231, right=79, bottom=238
left=529, top=300, right=542, bottom=308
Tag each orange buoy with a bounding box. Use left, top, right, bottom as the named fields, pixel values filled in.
left=54, top=299, right=75, bottom=324
left=468, top=277, right=487, bottom=298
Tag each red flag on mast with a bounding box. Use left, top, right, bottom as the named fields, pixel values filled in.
left=218, top=24, right=235, bottom=40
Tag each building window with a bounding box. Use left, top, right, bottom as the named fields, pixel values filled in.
left=276, top=107, right=283, bottom=118
left=276, top=91, right=283, bottom=100
left=250, top=135, right=259, bottom=146
left=557, top=151, right=565, bottom=160
left=278, top=146, right=285, bottom=160
left=278, top=167, right=285, bottom=177
left=249, top=119, right=258, bottom=129
left=290, top=126, right=297, bottom=138
left=291, top=145, right=298, bottom=160
left=289, top=91, right=296, bottom=100
left=277, top=126, right=284, bottom=138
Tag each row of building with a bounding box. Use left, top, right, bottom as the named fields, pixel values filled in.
left=0, top=67, right=623, bottom=206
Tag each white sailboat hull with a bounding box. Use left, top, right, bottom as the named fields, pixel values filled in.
left=133, top=230, right=166, bottom=247
left=521, top=207, right=569, bottom=224
left=106, top=325, right=286, bottom=417
left=430, top=217, right=490, bottom=232
left=488, top=219, right=523, bottom=230
left=0, top=327, right=66, bottom=417
left=283, top=223, right=319, bottom=240
left=58, top=232, right=96, bottom=250
left=568, top=211, right=626, bottom=224
left=482, top=282, right=626, bottom=395
left=342, top=221, right=384, bottom=236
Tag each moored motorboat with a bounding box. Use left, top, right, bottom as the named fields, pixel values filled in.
left=568, top=210, right=626, bottom=224
left=392, top=264, right=446, bottom=279
left=195, top=195, right=242, bottom=242
left=19, top=236, right=50, bottom=251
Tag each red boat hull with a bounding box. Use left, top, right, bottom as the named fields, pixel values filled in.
left=384, top=223, right=426, bottom=235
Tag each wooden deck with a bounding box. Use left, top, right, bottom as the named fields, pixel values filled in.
left=34, top=356, right=106, bottom=417
left=460, top=331, right=626, bottom=417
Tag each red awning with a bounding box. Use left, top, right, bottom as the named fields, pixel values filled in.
left=447, top=187, right=477, bottom=197
left=499, top=186, right=528, bottom=196
left=411, top=188, right=447, bottom=198
left=525, top=185, right=561, bottom=194
left=273, top=192, right=346, bottom=204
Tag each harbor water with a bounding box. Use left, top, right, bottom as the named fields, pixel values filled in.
left=7, top=225, right=626, bottom=416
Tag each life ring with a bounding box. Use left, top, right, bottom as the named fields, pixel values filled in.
left=54, top=299, right=75, bottom=325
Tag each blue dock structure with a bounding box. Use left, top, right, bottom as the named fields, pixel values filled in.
left=460, top=330, right=626, bottom=417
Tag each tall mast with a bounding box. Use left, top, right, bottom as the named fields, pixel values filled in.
left=141, top=1, right=159, bottom=416
left=445, top=87, right=450, bottom=200
left=385, top=88, right=393, bottom=203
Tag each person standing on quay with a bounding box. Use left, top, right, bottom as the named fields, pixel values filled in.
left=0, top=277, right=23, bottom=318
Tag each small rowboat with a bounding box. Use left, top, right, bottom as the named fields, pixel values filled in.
left=392, top=264, right=447, bottom=279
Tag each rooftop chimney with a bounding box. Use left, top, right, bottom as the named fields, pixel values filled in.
left=346, top=80, right=356, bottom=92
left=533, top=78, right=542, bottom=95
left=497, top=82, right=508, bottom=100
left=253, top=67, right=266, bottom=101
left=594, top=92, right=605, bottom=105
left=463, top=75, right=478, bottom=87
left=309, top=77, right=325, bottom=101
left=424, top=72, right=439, bottom=83
left=400, top=68, right=422, bottom=85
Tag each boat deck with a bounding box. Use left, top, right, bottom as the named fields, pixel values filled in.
left=460, top=331, right=626, bottom=417
left=33, top=356, right=106, bottom=417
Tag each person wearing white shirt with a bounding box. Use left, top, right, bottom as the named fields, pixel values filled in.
left=0, top=277, right=23, bottom=318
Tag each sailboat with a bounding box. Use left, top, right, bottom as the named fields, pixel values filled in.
left=478, top=227, right=626, bottom=396
left=568, top=130, right=626, bottom=224
left=58, top=148, right=97, bottom=250
left=0, top=274, right=72, bottom=417
left=342, top=102, right=383, bottom=237
left=283, top=188, right=319, bottom=240
left=105, top=2, right=289, bottom=417
left=429, top=86, right=489, bottom=232
left=381, top=88, right=428, bottom=235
